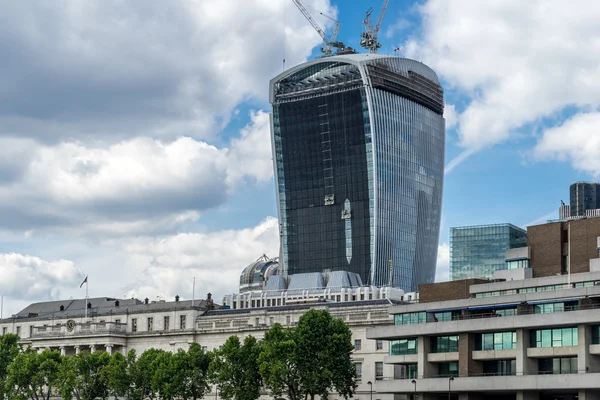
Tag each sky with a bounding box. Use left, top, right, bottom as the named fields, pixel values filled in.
left=1, top=0, right=600, bottom=317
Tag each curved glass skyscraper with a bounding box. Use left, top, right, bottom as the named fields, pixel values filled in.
left=269, top=54, right=445, bottom=292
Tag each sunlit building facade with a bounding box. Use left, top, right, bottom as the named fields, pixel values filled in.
left=450, top=223, right=527, bottom=281
left=269, top=54, right=445, bottom=291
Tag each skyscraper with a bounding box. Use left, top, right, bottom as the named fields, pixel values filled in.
left=450, top=223, right=527, bottom=281
left=570, top=182, right=600, bottom=217
left=269, top=54, right=445, bottom=292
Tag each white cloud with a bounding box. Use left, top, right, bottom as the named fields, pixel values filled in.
left=0, top=110, right=274, bottom=236
left=385, top=18, right=411, bottom=39
left=533, top=112, right=600, bottom=178
left=115, top=217, right=280, bottom=302
left=0, top=0, right=335, bottom=143
left=405, top=0, right=600, bottom=170
left=435, top=243, right=450, bottom=282
left=0, top=253, right=82, bottom=302
left=444, top=104, right=458, bottom=130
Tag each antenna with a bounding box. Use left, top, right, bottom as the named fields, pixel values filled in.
left=291, top=0, right=346, bottom=55
left=360, top=0, right=390, bottom=53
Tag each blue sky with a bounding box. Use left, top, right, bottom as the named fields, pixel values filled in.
left=1, top=0, right=600, bottom=316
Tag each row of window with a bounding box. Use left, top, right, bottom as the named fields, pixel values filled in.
left=354, top=339, right=384, bottom=351
left=354, top=361, right=384, bottom=381
left=131, top=315, right=187, bottom=333
left=474, top=280, right=599, bottom=298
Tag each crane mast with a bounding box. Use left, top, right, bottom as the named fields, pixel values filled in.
left=291, top=0, right=346, bottom=55
left=360, top=0, right=390, bottom=53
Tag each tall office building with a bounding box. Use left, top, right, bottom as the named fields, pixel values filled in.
left=570, top=181, right=600, bottom=217
left=450, top=223, right=527, bottom=281
left=269, top=54, right=445, bottom=291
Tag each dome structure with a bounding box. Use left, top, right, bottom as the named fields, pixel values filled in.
left=239, top=254, right=280, bottom=293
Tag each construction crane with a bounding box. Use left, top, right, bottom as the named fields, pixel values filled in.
left=360, top=0, right=390, bottom=53
left=291, top=0, right=346, bottom=55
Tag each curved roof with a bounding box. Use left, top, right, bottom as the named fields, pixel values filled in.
left=270, top=54, right=440, bottom=103
left=239, top=255, right=280, bottom=291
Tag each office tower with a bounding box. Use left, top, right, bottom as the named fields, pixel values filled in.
left=558, top=200, right=570, bottom=220
left=269, top=54, right=445, bottom=291
left=450, top=223, right=527, bottom=281
left=570, top=182, right=600, bottom=217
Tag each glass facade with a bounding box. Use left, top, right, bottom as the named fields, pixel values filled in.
left=530, top=327, right=578, bottom=348
left=431, top=335, right=459, bottom=353
left=394, top=312, right=426, bottom=325
left=271, top=55, right=444, bottom=291
left=475, top=332, right=517, bottom=351
left=438, top=362, right=458, bottom=378
left=450, top=223, right=527, bottom=281
left=570, top=182, right=600, bottom=217
left=538, top=357, right=578, bottom=374
left=389, top=338, right=418, bottom=355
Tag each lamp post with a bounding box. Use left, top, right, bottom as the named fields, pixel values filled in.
left=448, top=376, right=454, bottom=400
left=411, top=379, right=416, bottom=400
left=367, top=381, right=373, bottom=400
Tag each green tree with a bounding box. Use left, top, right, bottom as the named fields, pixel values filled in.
left=184, top=343, right=212, bottom=400
left=259, top=323, right=301, bottom=400
left=210, top=335, right=262, bottom=400
left=129, top=348, right=161, bottom=400
left=260, top=310, right=356, bottom=400
left=5, top=348, right=62, bottom=400
left=58, top=351, right=110, bottom=400
left=106, top=351, right=132, bottom=399
left=0, top=333, right=21, bottom=400
left=150, top=350, right=178, bottom=400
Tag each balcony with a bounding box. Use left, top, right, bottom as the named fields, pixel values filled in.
left=31, top=322, right=126, bottom=338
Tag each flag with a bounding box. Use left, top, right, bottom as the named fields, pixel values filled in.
left=79, top=275, right=88, bottom=288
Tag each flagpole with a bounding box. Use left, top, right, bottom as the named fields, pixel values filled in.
left=192, top=277, right=196, bottom=308
left=85, top=277, right=88, bottom=320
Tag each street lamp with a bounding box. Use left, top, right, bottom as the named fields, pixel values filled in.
left=411, top=379, right=416, bottom=400
left=448, top=376, right=454, bottom=400
left=367, top=381, right=373, bottom=400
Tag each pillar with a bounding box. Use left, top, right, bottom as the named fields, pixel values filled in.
left=60, top=346, right=66, bottom=356
left=417, top=336, right=435, bottom=378
left=458, top=333, right=482, bottom=377
left=516, top=329, right=536, bottom=376
left=106, top=345, right=113, bottom=355
left=578, top=325, right=600, bottom=373
left=74, top=345, right=81, bottom=355
left=90, top=344, right=96, bottom=353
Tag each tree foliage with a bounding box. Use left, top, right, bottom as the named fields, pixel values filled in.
left=58, top=351, right=111, bottom=400
left=0, top=334, right=21, bottom=400
left=210, top=335, right=262, bottom=400
left=259, top=309, right=356, bottom=400
left=5, top=348, right=62, bottom=400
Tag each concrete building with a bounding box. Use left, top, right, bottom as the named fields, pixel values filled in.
left=449, top=224, right=527, bottom=281
left=367, top=220, right=600, bottom=400
left=270, top=53, right=446, bottom=291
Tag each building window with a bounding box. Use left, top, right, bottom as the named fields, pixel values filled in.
left=2, top=327, right=6, bottom=335
left=507, top=259, right=529, bottom=269
left=398, top=364, right=418, bottom=380
left=255, top=318, right=260, bottom=326
left=115, top=319, right=121, bottom=324
left=286, top=316, right=291, bottom=325
left=530, top=327, right=578, bottom=348
left=355, top=362, right=362, bottom=381
left=147, top=317, right=154, bottom=332
left=431, top=335, right=459, bottom=353
left=475, top=332, right=517, bottom=351
left=29, top=326, right=33, bottom=337
left=16, top=326, right=21, bottom=337
left=534, top=301, right=578, bottom=314
left=180, top=315, right=187, bottom=330
left=438, top=362, right=458, bottom=378
left=592, top=326, right=600, bottom=344
left=131, top=318, right=137, bottom=333
left=269, top=317, right=274, bottom=326
left=375, top=362, right=383, bottom=380
left=354, top=339, right=362, bottom=351
left=394, top=312, right=426, bottom=325
left=538, top=357, right=577, bottom=374
left=483, top=360, right=516, bottom=376
left=376, top=339, right=383, bottom=350
left=164, top=316, right=170, bottom=331
left=389, top=338, right=418, bottom=355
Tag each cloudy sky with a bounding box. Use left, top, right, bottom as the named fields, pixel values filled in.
left=1, top=0, right=599, bottom=316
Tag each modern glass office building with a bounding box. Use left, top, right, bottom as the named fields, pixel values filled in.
left=570, top=182, right=600, bottom=217
left=269, top=54, right=445, bottom=291
left=450, top=223, right=527, bottom=281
